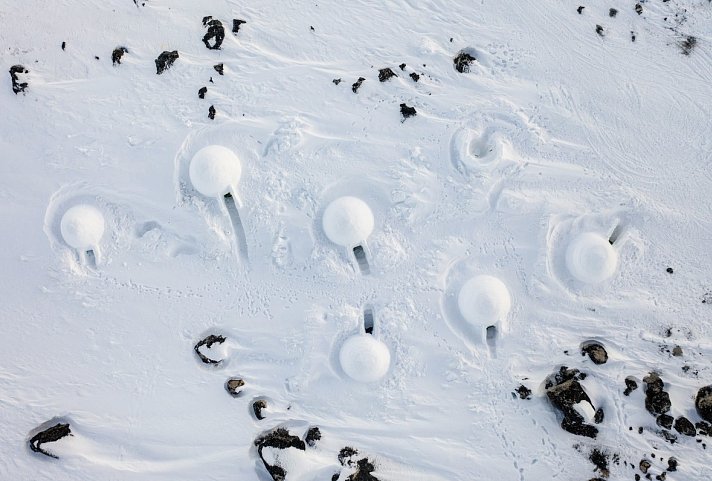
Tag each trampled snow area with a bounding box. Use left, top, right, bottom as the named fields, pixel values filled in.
left=2, top=0, right=712, bottom=480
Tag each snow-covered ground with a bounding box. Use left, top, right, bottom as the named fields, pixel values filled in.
left=2, top=0, right=712, bottom=480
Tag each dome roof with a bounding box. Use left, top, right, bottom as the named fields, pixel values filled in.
left=457, top=275, right=512, bottom=325
left=189, top=145, right=242, bottom=197
left=322, top=196, right=374, bottom=247
left=565, top=232, right=618, bottom=284
left=60, top=204, right=105, bottom=250
left=339, top=334, right=391, bottom=383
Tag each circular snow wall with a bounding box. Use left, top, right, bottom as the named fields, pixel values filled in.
left=322, top=196, right=374, bottom=247
left=339, top=334, right=391, bottom=383
left=189, top=145, right=242, bottom=197
left=565, top=233, right=618, bottom=284
left=457, top=275, right=512, bottom=327
left=60, top=204, right=105, bottom=250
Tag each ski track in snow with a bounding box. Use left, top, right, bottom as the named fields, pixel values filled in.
left=2, top=0, right=712, bottom=480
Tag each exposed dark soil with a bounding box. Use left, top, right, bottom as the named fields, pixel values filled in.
left=9, top=65, right=28, bottom=94
left=112, top=47, right=128, bottom=65
left=680, top=36, right=697, bottom=56
left=305, top=427, right=321, bottom=447
left=29, top=423, right=71, bottom=458
left=352, top=77, right=365, bottom=93
left=400, top=103, right=417, bottom=120
left=193, top=334, right=226, bottom=365
left=378, top=68, right=397, bottom=82
left=453, top=51, right=476, bottom=73
left=155, top=51, right=179, bottom=74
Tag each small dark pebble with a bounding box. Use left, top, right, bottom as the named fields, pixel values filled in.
left=672, top=345, right=682, bottom=357
left=660, top=430, right=678, bottom=444
left=61, top=41, right=66, bottom=50
left=214, top=63, right=224, bottom=75
left=232, top=19, right=246, bottom=34
left=577, top=6, right=585, bottom=14
left=378, top=67, right=397, bottom=82
left=609, top=8, right=617, bottom=17
left=515, top=385, right=532, bottom=400
left=198, top=86, right=207, bottom=99
left=400, top=103, right=417, bottom=120
left=253, top=400, right=267, bottom=420
left=94, top=56, right=100, bottom=60
left=680, top=36, right=697, bottom=56
left=9, top=65, right=29, bottom=94
left=225, top=378, right=245, bottom=397
left=640, top=459, right=651, bottom=473
left=667, top=457, right=677, bottom=472
left=632, top=32, right=636, bottom=42
left=409, top=72, right=420, bottom=82
left=453, top=51, right=476, bottom=73
left=112, top=46, right=129, bottom=65
left=666, top=267, right=674, bottom=274
left=596, top=25, right=604, bottom=36
left=624, top=378, right=638, bottom=396
left=594, top=408, right=604, bottom=424
left=352, top=77, right=365, bottom=93
left=635, top=3, right=643, bottom=15
left=305, top=427, right=321, bottom=447
left=208, top=105, right=216, bottom=119
left=398, top=63, right=406, bottom=70
left=639, top=427, right=644, bottom=434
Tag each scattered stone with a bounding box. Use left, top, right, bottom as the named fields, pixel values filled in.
left=332, top=474, right=340, bottom=481
left=582, top=342, right=608, bottom=365
left=696, top=420, right=712, bottom=436
left=609, top=8, right=618, bottom=17
left=254, top=428, right=305, bottom=481
left=253, top=400, right=267, bottom=420
left=666, top=267, right=674, bottom=274
left=155, top=51, right=179, bottom=74
left=631, top=32, right=636, bottom=42
left=589, top=448, right=609, bottom=478
left=625, top=378, right=639, bottom=396
left=400, top=103, right=417, bottom=121
left=696, top=386, right=712, bottom=422
left=232, top=19, right=246, bottom=34
left=198, top=86, right=207, bottom=99
left=674, top=416, right=696, bottom=436
left=398, top=63, right=406, bottom=70
left=333, top=78, right=342, bottom=85
left=214, top=63, right=224, bottom=75
left=596, top=25, right=604, bottom=36
left=515, top=385, right=532, bottom=400
left=409, top=72, right=420, bottom=82
left=193, top=334, right=226, bottom=364
left=660, top=430, right=677, bottom=444
left=546, top=367, right=598, bottom=438
left=112, top=47, right=128, bottom=65
left=594, top=408, right=604, bottom=424
left=225, top=378, right=244, bottom=397
left=680, top=36, right=697, bottom=56
left=453, top=51, right=476, bottom=73
left=378, top=68, right=397, bottom=82
left=208, top=105, right=216, bottom=119
left=61, top=41, right=66, bottom=50
left=643, top=372, right=672, bottom=415
left=305, top=427, right=321, bottom=447
left=347, top=458, right=379, bottom=481
left=640, top=459, right=651, bottom=474
left=667, top=457, right=678, bottom=472
left=635, top=3, right=643, bottom=15
left=202, top=17, right=225, bottom=50
left=9, top=65, right=29, bottom=94
left=672, top=346, right=683, bottom=357
left=339, top=447, right=359, bottom=466
left=703, top=292, right=712, bottom=304
left=657, top=414, right=674, bottom=429
left=29, top=423, right=71, bottom=458
left=94, top=56, right=100, bottom=60
left=577, top=6, right=585, bottom=14
left=352, top=77, right=365, bottom=93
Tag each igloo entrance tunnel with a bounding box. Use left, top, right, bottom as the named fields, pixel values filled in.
left=457, top=275, right=512, bottom=343
left=60, top=204, right=105, bottom=265
left=565, top=232, right=618, bottom=284
left=322, top=196, right=374, bottom=274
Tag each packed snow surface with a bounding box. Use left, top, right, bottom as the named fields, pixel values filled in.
left=566, top=232, right=619, bottom=284
left=322, top=196, right=375, bottom=247
left=339, top=334, right=392, bottom=383
left=59, top=205, right=105, bottom=250
left=188, top=145, right=241, bottom=197
left=2, top=0, right=712, bottom=480
left=457, top=275, right=512, bottom=326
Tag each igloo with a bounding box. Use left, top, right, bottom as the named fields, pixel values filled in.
left=189, top=145, right=242, bottom=197
left=322, top=196, right=374, bottom=248
left=60, top=204, right=105, bottom=251
left=457, top=275, right=512, bottom=338
left=339, top=334, right=391, bottom=383
left=565, top=232, right=618, bottom=284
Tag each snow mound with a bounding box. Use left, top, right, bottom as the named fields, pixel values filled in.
left=60, top=205, right=105, bottom=250
left=565, top=232, right=618, bottom=284
left=457, top=275, right=512, bottom=326
left=339, top=334, right=391, bottom=383
left=322, top=196, right=374, bottom=247
left=189, top=145, right=242, bottom=197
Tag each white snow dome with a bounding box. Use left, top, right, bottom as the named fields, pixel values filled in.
left=458, top=275, right=512, bottom=326
left=339, top=334, right=391, bottom=383
left=322, top=196, right=374, bottom=247
left=565, top=232, right=618, bottom=284
left=60, top=204, right=105, bottom=250
left=189, top=145, right=242, bottom=197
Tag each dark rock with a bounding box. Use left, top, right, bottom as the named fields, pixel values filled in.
left=155, top=51, right=179, bottom=74
left=453, top=51, right=476, bottom=73
left=666, top=267, right=674, bottom=274
left=409, top=72, right=420, bottom=82
left=254, top=428, right=305, bottom=481
left=332, top=474, right=340, bottom=481
left=202, top=17, right=225, bottom=50
left=214, top=63, right=224, bottom=75
left=680, top=36, right=697, bottom=56
left=94, top=56, right=100, bottom=60
left=352, top=77, right=365, bottom=93
left=208, top=105, right=216, bottom=119
left=253, top=400, right=267, bottom=420
left=596, top=25, right=604, bottom=36
left=609, top=8, right=618, bottom=17
left=577, top=6, right=585, bottom=14
left=657, top=414, right=674, bottom=429
left=582, top=342, right=608, bottom=365
left=400, top=103, right=417, bottom=120
left=347, top=458, right=379, bottom=481
left=515, top=385, right=532, bottom=400
left=339, top=446, right=359, bottom=466
left=672, top=345, right=683, bottom=357
left=643, top=372, right=672, bottom=415
left=660, top=430, right=677, bottom=444
left=29, top=423, right=71, bottom=458
left=696, top=420, right=712, bottom=436
left=225, top=378, right=244, bottom=397
left=546, top=367, right=598, bottom=438
left=112, top=47, right=128, bottom=65
left=310, top=26, right=315, bottom=31
left=333, top=78, right=342, bottom=85
left=631, top=32, right=636, bottom=42
left=674, top=416, right=696, bottom=436
left=594, top=408, right=604, bottom=424
left=193, top=334, right=226, bottom=365
left=589, top=448, right=609, bottom=477
left=640, top=459, right=651, bottom=473
left=198, top=86, right=207, bottom=99
left=635, top=3, right=643, bottom=15
left=625, top=377, right=639, bottom=396
left=667, top=457, right=678, bottom=472
left=398, top=63, right=406, bottom=70
left=61, top=41, right=66, bottom=50
left=305, top=427, right=321, bottom=447
left=9, top=65, right=29, bottom=94
left=378, top=68, right=397, bottom=82
left=232, top=19, right=246, bottom=34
